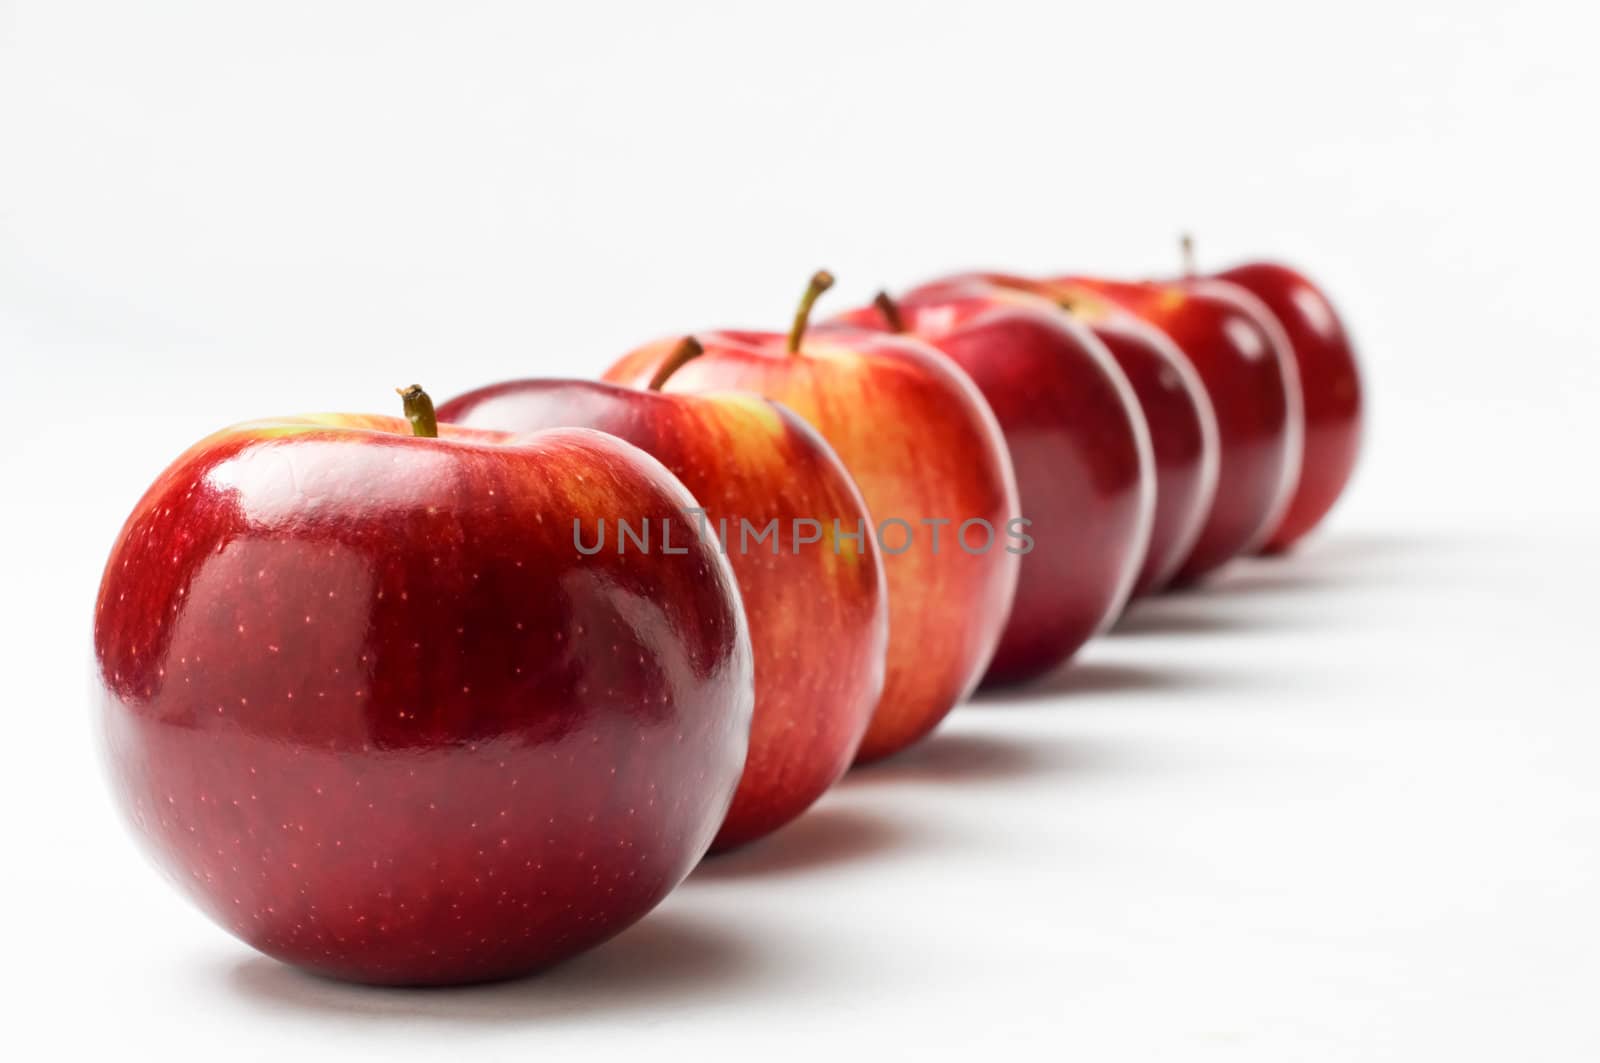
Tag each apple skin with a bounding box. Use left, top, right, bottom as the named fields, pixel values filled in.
left=93, top=415, right=753, bottom=986
left=1059, top=305, right=1219, bottom=594
left=833, top=285, right=1153, bottom=686
left=603, top=327, right=1020, bottom=762
left=436, top=379, right=888, bottom=851
left=1063, top=276, right=1303, bottom=583
left=917, top=274, right=1220, bottom=596
left=1213, top=262, right=1363, bottom=553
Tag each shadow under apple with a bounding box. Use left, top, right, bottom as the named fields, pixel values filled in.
left=691, top=804, right=912, bottom=881
left=1113, top=529, right=1449, bottom=632
left=841, top=729, right=1085, bottom=787
left=224, top=909, right=764, bottom=1025
left=973, top=659, right=1192, bottom=703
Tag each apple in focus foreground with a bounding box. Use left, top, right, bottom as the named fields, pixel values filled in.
left=1210, top=257, right=1363, bottom=552
left=1064, top=273, right=1303, bottom=583
left=93, top=391, right=753, bottom=985
left=438, top=359, right=889, bottom=850
left=834, top=282, right=1153, bottom=686
left=603, top=272, right=1021, bottom=762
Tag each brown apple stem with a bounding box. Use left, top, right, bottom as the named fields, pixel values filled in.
left=648, top=336, right=705, bottom=391
left=787, top=269, right=836, bottom=353
left=1180, top=232, right=1197, bottom=278
left=396, top=384, right=439, bottom=438
left=873, top=290, right=906, bottom=333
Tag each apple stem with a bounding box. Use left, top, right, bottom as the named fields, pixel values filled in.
left=873, top=290, right=906, bottom=333
left=648, top=336, right=705, bottom=391
left=396, top=385, right=439, bottom=438
left=787, top=269, right=835, bottom=353
left=1180, top=232, right=1197, bottom=278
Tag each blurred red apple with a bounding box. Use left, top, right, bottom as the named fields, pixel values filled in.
left=833, top=281, right=1153, bottom=686
left=603, top=272, right=1020, bottom=761
left=1211, top=259, right=1363, bottom=552
left=437, top=358, right=888, bottom=850
left=925, top=273, right=1220, bottom=596
left=1065, top=273, right=1302, bottom=583
left=94, top=390, right=753, bottom=986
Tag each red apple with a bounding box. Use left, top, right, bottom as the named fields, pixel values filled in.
left=1211, top=259, right=1363, bottom=552
left=916, top=273, right=1220, bottom=596
left=1063, top=273, right=1303, bottom=583
left=93, top=389, right=753, bottom=986
left=602, top=272, right=1020, bottom=762
left=832, top=282, right=1153, bottom=686
left=436, top=359, right=889, bottom=851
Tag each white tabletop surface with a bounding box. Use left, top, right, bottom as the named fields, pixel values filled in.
left=4, top=1, right=1597, bottom=1059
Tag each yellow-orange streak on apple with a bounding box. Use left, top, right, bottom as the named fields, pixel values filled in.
left=606, top=338, right=1019, bottom=762
left=667, top=392, right=888, bottom=840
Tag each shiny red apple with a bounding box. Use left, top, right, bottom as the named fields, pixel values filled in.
left=437, top=357, right=889, bottom=850
left=1063, top=273, right=1303, bottom=583
left=93, top=390, right=753, bottom=986
left=918, top=273, right=1220, bottom=596
left=832, top=281, right=1153, bottom=686
left=603, top=272, right=1020, bottom=762
left=1211, top=259, right=1363, bottom=552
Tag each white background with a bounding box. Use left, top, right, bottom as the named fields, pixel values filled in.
left=3, top=1, right=1598, bottom=1058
